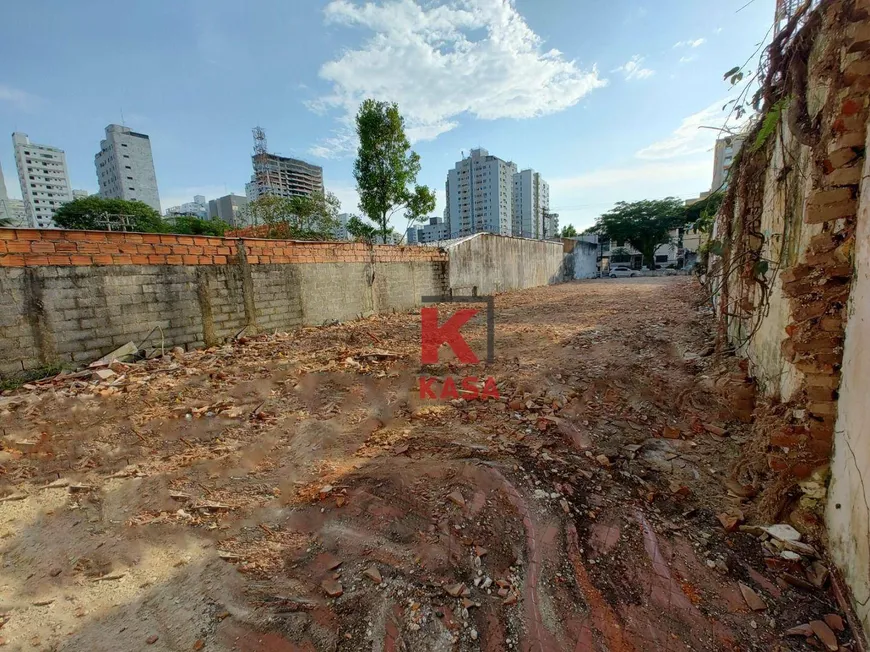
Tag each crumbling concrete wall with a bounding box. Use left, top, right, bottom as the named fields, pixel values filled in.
left=446, top=233, right=567, bottom=296
left=714, top=0, right=868, bottom=476
left=827, top=119, right=870, bottom=639
left=712, top=0, right=870, bottom=639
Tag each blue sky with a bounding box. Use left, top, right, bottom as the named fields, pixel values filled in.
left=0, top=0, right=772, bottom=230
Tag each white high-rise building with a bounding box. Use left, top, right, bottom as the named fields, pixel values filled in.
left=512, top=169, right=550, bottom=240
left=95, top=124, right=161, bottom=212
left=166, top=194, right=207, bottom=218
left=13, top=132, right=73, bottom=229
left=447, top=148, right=516, bottom=238
left=711, top=135, right=745, bottom=192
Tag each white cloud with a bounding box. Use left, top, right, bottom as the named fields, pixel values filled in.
left=673, top=38, right=706, bottom=48
left=550, top=160, right=711, bottom=192
left=309, top=0, right=606, bottom=158
left=635, top=99, right=743, bottom=160
left=613, top=55, right=655, bottom=81
left=0, top=84, right=40, bottom=111
left=679, top=55, right=696, bottom=64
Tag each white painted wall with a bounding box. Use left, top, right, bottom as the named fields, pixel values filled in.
left=572, top=242, right=599, bottom=279
left=447, top=233, right=565, bottom=295
left=826, top=120, right=870, bottom=643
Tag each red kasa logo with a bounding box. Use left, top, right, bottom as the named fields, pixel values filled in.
left=418, top=301, right=499, bottom=401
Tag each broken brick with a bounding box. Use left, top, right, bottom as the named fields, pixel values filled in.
left=808, top=402, right=836, bottom=417
left=809, top=620, right=839, bottom=651
left=738, top=582, right=766, bottom=611
left=823, top=613, right=844, bottom=632
left=808, top=188, right=854, bottom=206
left=805, top=199, right=856, bottom=224
left=825, top=148, right=859, bottom=170
left=321, top=579, right=344, bottom=598
left=447, top=490, right=466, bottom=507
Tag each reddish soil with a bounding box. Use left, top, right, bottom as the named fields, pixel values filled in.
left=0, top=277, right=852, bottom=650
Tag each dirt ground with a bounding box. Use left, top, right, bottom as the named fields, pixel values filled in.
left=0, top=277, right=855, bottom=651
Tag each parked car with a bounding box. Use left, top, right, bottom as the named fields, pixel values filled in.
left=608, top=266, right=637, bottom=278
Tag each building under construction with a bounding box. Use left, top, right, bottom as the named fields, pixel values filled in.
left=245, top=127, right=324, bottom=202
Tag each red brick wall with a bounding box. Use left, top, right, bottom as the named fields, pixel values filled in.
left=0, top=229, right=447, bottom=267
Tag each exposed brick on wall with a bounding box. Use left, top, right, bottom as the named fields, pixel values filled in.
left=717, top=0, right=869, bottom=483
left=0, top=229, right=447, bottom=268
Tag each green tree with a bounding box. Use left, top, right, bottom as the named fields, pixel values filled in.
left=560, top=224, right=578, bottom=238
left=346, top=215, right=381, bottom=243
left=248, top=191, right=342, bottom=240
left=170, top=215, right=231, bottom=236
left=353, top=99, right=436, bottom=243
left=53, top=196, right=166, bottom=232
left=593, top=198, right=686, bottom=270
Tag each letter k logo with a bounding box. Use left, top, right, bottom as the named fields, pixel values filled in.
left=421, top=307, right=478, bottom=364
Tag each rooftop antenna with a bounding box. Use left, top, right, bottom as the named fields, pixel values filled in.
left=252, top=126, right=269, bottom=200
left=120, top=108, right=126, bottom=127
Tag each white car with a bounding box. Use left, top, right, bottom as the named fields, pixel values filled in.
left=608, top=266, right=637, bottom=278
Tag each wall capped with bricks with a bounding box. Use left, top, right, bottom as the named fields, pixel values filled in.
left=0, top=229, right=449, bottom=376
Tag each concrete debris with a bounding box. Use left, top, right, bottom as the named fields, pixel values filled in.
left=90, top=342, right=139, bottom=367
left=92, top=368, right=117, bottom=381
left=447, top=490, right=466, bottom=507
left=764, top=524, right=802, bottom=542
left=363, top=565, right=382, bottom=584
left=806, top=562, right=830, bottom=588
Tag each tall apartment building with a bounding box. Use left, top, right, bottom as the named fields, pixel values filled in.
left=447, top=148, right=516, bottom=238
left=711, top=135, right=745, bottom=191
left=408, top=216, right=450, bottom=245
left=13, top=132, right=73, bottom=228
left=512, top=169, right=550, bottom=239
left=246, top=153, right=324, bottom=202
left=544, top=212, right=560, bottom=239
left=208, top=194, right=249, bottom=227
left=94, top=124, right=161, bottom=212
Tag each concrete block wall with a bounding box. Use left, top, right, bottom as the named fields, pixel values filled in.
left=0, top=229, right=448, bottom=376
left=0, top=228, right=569, bottom=376
left=446, top=233, right=568, bottom=296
